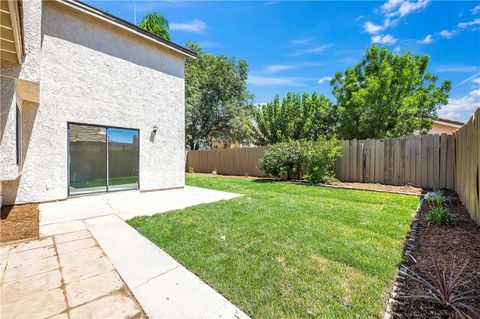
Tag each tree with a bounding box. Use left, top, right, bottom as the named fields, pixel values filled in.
left=331, top=45, right=451, bottom=140
left=185, top=42, right=254, bottom=150
left=139, top=13, right=171, bottom=41
left=254, top=92, right=336, bottom=145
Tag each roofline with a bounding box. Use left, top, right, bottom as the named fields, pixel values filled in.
left=54, top=0, right=197, bottom=59
left=434, top=117, right=465, bottom=127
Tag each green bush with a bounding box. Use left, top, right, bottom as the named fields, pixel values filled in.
left=425, top=207, right=452, bottom=225
left=259, top=137, right=342, bottom=182
left=259, top=140, right=305, bottom=179
left=303, top=137, right=342, bottom=183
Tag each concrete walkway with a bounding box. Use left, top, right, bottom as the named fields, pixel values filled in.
left=38, top=186, right=249, bottom=319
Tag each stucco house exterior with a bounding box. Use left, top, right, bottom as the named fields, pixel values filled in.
left=428, top=117, right=464, bottom=134
left=1, top=0, right=195, bottom=206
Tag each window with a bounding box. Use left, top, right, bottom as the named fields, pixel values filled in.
left=16, top=104, right=21, bottom=165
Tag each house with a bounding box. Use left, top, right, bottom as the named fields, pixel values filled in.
left=428, top=117, right=465, bottom=134
left=0, top=0, right=196, bottom=206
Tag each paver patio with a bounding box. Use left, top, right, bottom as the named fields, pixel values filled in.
left=1, top=230, right=143, bottom=319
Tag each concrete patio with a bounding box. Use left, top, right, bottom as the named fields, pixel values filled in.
left=33, top=186, right=249, bottom=319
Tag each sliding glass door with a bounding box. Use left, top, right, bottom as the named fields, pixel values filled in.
left=68, top=123, right=139, bottom=195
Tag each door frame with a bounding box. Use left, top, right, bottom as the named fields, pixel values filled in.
left=67, top=121, right=140, bottom=196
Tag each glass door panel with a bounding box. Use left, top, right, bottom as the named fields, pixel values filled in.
left=107, top=128, right=139, bottom=191
left=69, top=124, right=107, bottom=194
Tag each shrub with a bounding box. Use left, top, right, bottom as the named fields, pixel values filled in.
left=403, top=255, right=479, bottom=319
left=259, top=140, right=305, bottom=179
left=259, top=137, right=342, bottom=182
left=303, top=137, right=342, bottom=183
left=425, top=207, right=453, bottom=225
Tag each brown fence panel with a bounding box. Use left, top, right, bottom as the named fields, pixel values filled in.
left=186, top=147, right=268, bottom=177
left=455, top=108, right=479, bottom=224
left=186, top=134, right=456, bottom=189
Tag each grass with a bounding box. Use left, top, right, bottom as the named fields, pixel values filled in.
left=128, top=174, right=419, bottom=318
left=70, top=176, right=138, bottom=188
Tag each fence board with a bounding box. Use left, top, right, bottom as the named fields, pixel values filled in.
left=455, top=108, right=479, bottom=224
left=433, top=134, right=440, bottom=187
left=440, top=134, right=447, bottom=188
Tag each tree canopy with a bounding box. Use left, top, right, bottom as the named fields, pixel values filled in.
left=331, top=45, right=451, bottom=140
left=185, top=42, right=254, bottom=150
left=254, top=92, right=336, bottom=145
left=139, top=13, right=171, bottom=41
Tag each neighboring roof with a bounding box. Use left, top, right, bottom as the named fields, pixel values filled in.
left=434, top=117, right=465, bottom=127
left=56, top=0, right=197, bottom=59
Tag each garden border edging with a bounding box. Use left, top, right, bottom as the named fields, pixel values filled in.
left=384, top=195, right=424, bottom=319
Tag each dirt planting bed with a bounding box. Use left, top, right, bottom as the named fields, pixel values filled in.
left=1, top=204, right=39, bottom=243
left=392, top=195, right=480, bottom=318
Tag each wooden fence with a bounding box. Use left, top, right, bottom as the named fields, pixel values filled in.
left=186, top=135, right=456, bottom=189
left=335, top=134, right=456, bottom=189
left=455, top=108, right=479, bottom=224
left=186, top=147, right=267, bottom=177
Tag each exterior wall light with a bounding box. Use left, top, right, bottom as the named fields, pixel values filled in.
left=153, top=125, right=158, bottom=134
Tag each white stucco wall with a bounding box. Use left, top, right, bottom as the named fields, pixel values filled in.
left=1, top=0, right=42, bottom=205
left=2, top=1, right=186, bottom=204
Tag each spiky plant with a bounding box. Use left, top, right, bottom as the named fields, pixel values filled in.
left=403, top=255, right=479, bottom=319
left=425, top=207, right=453, bottom=225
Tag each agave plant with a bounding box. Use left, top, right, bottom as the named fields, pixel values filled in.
left=403, top=255, right=479, bottom=319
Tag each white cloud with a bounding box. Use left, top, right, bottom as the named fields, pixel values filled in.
left=396, top=0, right=430, bottom=17
left=264, top=64, right=295, bottom=73
left=439, top=29, right=456, bottom=38
left=317, top=76, right=333, bottom=84
left=371, top=34, right=397, bottom=45
left=289, top=38, right=314, bottom=45
left=364, top=21, right=385, bottom=34
left=473, top=77, right=480, bottom=84
left=439, top=89, right=480, bottom=119
left=381, top=0, right=404, bottom=12
left=288, top=44, right=333, bottom=56
left=458, top=18, right=480, bottom=28
left=170, top=19, right=206, bottom=33
left=364, top=0, right=430, bottom=36
left=471, top=5, right=480, bottom=15
left=394, top=46, right=401, bottom=53
left=418, top=34, right=433, bottom=44
left=247, top=75, right=306, bottom=86
left=435, top=64, right=480, bottom=73
left=456, top=72, right=480, bottom=86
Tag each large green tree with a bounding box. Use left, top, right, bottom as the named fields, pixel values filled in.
left=185, top=42, right=254, bottom=150
left=254, top=92, right=336, bottom=145
left=331, top=45, right=451, bottom=140
left=139, top=13, right=171, bottom=41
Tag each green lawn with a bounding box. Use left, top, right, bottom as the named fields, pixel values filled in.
left=128, top=175, right=419, bottom=318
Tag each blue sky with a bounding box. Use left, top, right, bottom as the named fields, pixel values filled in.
left=86, top=0, right=480, bottom=121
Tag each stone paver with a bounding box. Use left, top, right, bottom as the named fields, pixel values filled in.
left=1, top=270, right=62, bottom=305
left=69, top=293, right=142, bottom=319
left=1, top=230, right=143, bottom=319
left=65, top=270, right=124, bottom=307
left=1, top=288, right=66, bottom=319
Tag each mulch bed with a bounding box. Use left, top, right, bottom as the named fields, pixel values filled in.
left=392, top=194, right=480, bottom=318
left=1, top=204, right=39, bottom=243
